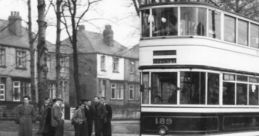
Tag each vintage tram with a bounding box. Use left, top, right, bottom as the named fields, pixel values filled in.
left=139, top=0, right=259, bottom=135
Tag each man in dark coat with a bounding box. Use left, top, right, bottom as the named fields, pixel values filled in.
left=94, top=96, right=107, bottom=136
left=83, top=99, right=94, bottom=136
left=101, top=97, right=112, bottom=136
left=38, top=97, right=54, bottom=136
left=51, top=98, right=64, bottom=136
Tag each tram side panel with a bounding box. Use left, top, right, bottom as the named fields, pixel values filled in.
left=139, top=38, right=259, bottom=74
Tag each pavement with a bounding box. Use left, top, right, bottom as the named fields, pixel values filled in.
left=0, top=120, right=140, bottom=136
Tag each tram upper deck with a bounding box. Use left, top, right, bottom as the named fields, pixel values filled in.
left=139, top=0, right=259, bottom=74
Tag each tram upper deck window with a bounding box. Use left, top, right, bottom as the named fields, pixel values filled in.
left=208, top=10, right=221, bottom=39
left=152, top=7, right=178, bottom=36
left=238, top=20, right=248, bottom=46
left=224, top=15, right=236, bottom=43
left=180, top=7, right=207, bottom=36
left=250, top=24, right=259, bottom=48
left=141, top=10, right=151, bottom=37
left=151, top=72, right=177, bottom=104
left=180, top=72, right=205, bottom=104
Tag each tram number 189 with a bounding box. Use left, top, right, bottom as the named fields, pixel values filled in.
left=155, top=117, right=173, bottom=125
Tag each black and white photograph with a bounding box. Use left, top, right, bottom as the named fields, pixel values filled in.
left=1, top=0, right=259, bottom=136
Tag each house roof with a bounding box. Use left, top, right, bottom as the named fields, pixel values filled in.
left=0, top=19, right=54, bottom=50
left=118, top=44, right=139, bottom=59
left=62, top=29, right=128, bottom=56
left=0, top=19, right=30, bottom=48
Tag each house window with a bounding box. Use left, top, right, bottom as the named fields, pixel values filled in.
left=16, top=50, right=26, bottom=69
left=129, top=85, right=134, bottom=100
left=130, top=61, right=135, bottom=73
left=0, top=84, right=5, bottom=101
left=47, top=55, right=51, bottom=72
left=101, top=55, right=106, bottom=71
left=111, top=83, right=124, bottom=99
left=13, top=81, right=21, bottom=101
left=21, top=82, right=31, bottom=98
left=111, top=83, right=116, bottom=99
left=0, top=48, right=6, bottom=67
left=60, top=56, right=69, bottom=73
left=49, top=83, right=56, bottom=99
left=112, top=57, right=119, bottom=73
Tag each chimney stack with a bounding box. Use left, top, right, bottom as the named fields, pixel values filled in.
left=103, top=25, right=114, bottom=46
left=8, top=11, right=22, bottom=36
left=78, top=25, right=85, bottom=31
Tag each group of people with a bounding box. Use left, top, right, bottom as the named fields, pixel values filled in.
left=15, top=95, right=112, bottom=136
left=72, top=96, right=112, bottom=136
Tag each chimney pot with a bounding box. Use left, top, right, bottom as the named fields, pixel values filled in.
left=78, top=25, right=85, bottom=31
left=103, top=24, right=114, bottom=46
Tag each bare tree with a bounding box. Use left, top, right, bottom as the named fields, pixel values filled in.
left=208, top=0, right=259, bottom=20
left=27, top=0, right=37, bottom=103
left=60, top=0, right=101, bottom=105
left=37, top=0, right=48, bottom=106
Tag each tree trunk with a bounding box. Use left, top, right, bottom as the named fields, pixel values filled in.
left=37, top=0, right=48, bottom=107
left=28, top=0, right=36, bottom=103
left=56, top=0, right=62, bottom=98
left=71, top=13, right=81, bottom=105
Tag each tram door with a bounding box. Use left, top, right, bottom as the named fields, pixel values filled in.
left=151, top=72, right=177, bottom=104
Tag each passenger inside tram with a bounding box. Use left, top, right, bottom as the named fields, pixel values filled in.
left=152, top=8, right=178, bottom=36
left=151, top=72, right=177, bottom=104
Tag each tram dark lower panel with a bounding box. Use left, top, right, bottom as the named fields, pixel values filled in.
left=140, top=112, right=259, bottom=135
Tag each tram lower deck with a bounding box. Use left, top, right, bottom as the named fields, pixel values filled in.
left=140, top=69, right=259, bottom=135
left=141, top=106, right=259, bottom=135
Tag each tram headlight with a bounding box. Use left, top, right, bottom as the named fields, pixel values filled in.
left=158, top=125, right=168, bottom=136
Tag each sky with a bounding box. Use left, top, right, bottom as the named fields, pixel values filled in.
left=0, top=0, right=140, bottom=48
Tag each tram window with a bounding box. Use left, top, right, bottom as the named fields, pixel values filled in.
left=142, top=73, right=149, bottom=104
left=207, top=73, right=219, bottom=104
left=151, top=72, right=177, bottom=104
left=236, top=84, right=247, bottom=105
left=224, top=15, right=236, bottom=43
left=250, top=24, right=259, bottom=48
left=152, top=7, right=178, bottom=36
left=223, top=82, right=235, bottom=105
left=180, top=72, right=205, bottom=104
left=249, top=85, right=259, bottom=105
left=180, top=7, right=207, bottom=36
left=238, top=20, right=248, bottom=46
left=208, top=10, right=221, bottom=39
left=141, top=10, right=151, bottom=37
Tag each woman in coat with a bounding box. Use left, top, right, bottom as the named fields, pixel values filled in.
left=15, top=96, right=36, bottom=136
left=72, top=102, right=88, bottom=136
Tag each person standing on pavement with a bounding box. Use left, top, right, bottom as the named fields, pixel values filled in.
left=72, top=101, right=88, bottom=136
left=83, top=99, right=94, bottom=136
left=101, top=97, right=112, bottom=136
left=51, top=98, right=64, bottom=136
left=94, top=96, right=107, bottom=136
left=38, top=97, right=54, bottom=136
left=15, top=96, right=36, bottom=136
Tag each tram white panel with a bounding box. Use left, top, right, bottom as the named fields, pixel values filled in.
left=141, top=106, right=259, bottom=113
left=139, top=37, right=259, bottom=73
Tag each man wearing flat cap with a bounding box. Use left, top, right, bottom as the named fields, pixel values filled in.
left=51, top=98, right=64, bottom=136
